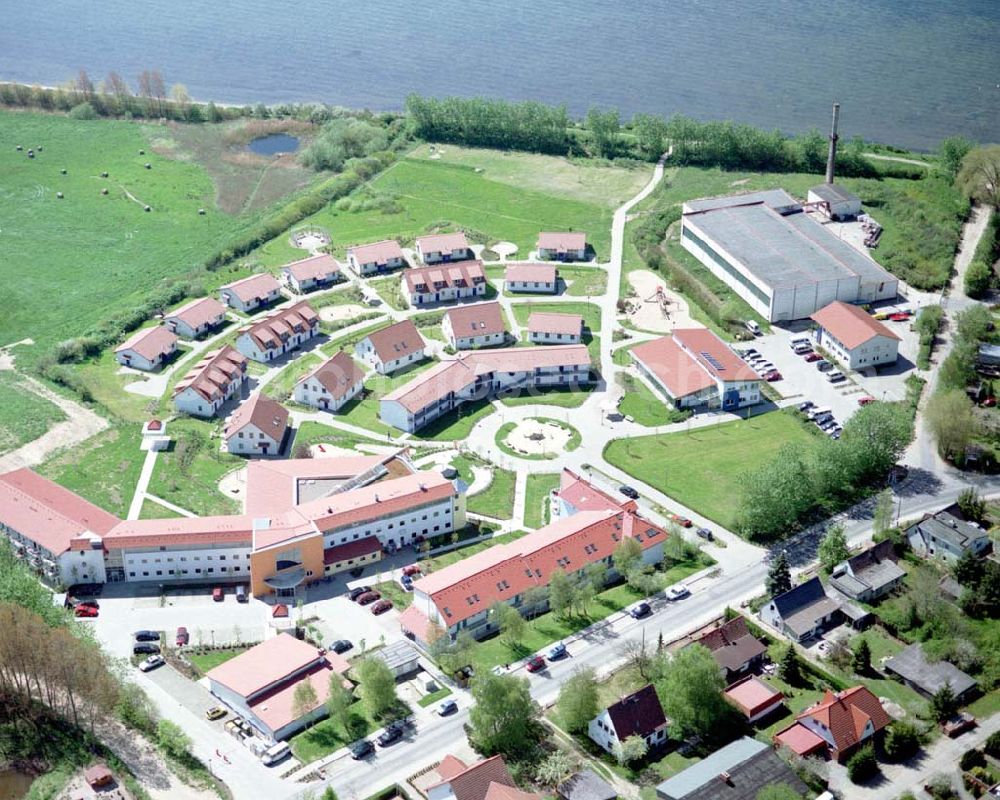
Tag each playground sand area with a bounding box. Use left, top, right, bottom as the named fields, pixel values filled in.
left=626, top=270, right=704, bottom=333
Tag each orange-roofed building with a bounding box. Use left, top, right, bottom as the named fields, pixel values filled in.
left=537, top=231, right=587, bottom=262
left=442, top=302, right=507, bottom=350
left=279, top=253, right=342, bottom=294
left=426, top=754, right=541, bottom=800
left=114, top=326, right=178, bottom=372
left=346, top=239, right=406, bottom=276
left=223, top=393, right=289, bottom=456
left=774, top=686, right=890, bottom=761
left=206, top=633, right=350, bottom=741
left=164, top=296, right=227, bottom=339
left=810, top=301, right=900, bottom=370
left=292, top=351, right=365, bottom=413
left=219, top=273, right=282, bottom=313
left=504, top=262, right=558, bottom=294
left=235, top=301, right=319, bottom=363
left=416, top=232, right=471, bottom=264
left=723, top=676, right=784, bottom=722
left=402, top=260, right=487, bottom=307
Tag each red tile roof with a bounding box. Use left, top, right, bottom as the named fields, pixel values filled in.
left=105, top=514, right=257, bottom=550
left=694, top=617, right=768, bottom=674
left=538, top=232, right=586, bottom=252
left=282, top=253, right=342, bottom=282
left=673, top=328, right=758, bottom=381
left=398, top=605, right=433, bottom=642
left=484, top=785, right=541, bottom=800
left=224, top=393, right=289, bottom=443
left=528, top=312, right=583, bottom=336
left=0, top=468, right=119, bottom=555
left=555, top=469, right=628, bottom=513
left=173, top=346, right=247, bottom=403
left=631, top=336, right=715, bottom=398
left=115, top=326, right=178, bottom=361
left=774, top=723, right=826, bottom=757
left=436, top=755, right=469, bottom=781
left=811, top=301, right=901, bottom=350
left=605, top=684, right=668, bottom=740
left=428, top=754, right=540, bottom=800
left=221, top=273, right=281, bottom=304
left=445, top=302, right=506, bottom=340
left=247, top=661, right=341, bottom=732
left=796, top=687, right=890, bottom=755
left=417, top=232, right=470, bottom=255
left=504, top=262, right=557, bottom=284
left=166, top=297, right=226, bottom=331
left=362, top=319, right=425, bottom=365
left=724, top=676, right=783, bottom=718
left=239, top=301, right=318, bottom=352
left=403, top=260, right=485, bottom=294
left=298, top=352, right=365, bottom=402
left=348, top=239, right=404, bottom=266
left=323, top=536, right=382, bottom=564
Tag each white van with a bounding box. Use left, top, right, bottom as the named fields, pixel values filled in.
left=261, top=742, right=291, bottom=766
left=745, top=320, right=762, bottom=336
left=807, top=406, right=832, bottom=421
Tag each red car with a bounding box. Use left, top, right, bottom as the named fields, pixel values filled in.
left=176, top=626, right=189, bottom=646
left=888, top=312, right=911, bottom=322
left=670, top=515, right=693, bottom=528
left=526, top=655, right=546, bottom=673
left=765, top=370, right=782, bottom=382
left=74, top=604, right=99, bottom=618
left=212, top=587, right=224, bottom=602
left=371, top=599, right=393, bottom=615
left=858, top=395, right=875, bottom=406
left=402, top=565, right=422, bottom=577
left=798, top=350, right=816, bottom=359
left=805, top=352, right=822, bottom=363
left=357, top=591, right=381, bottom=606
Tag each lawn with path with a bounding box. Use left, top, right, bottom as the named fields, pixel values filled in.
left=187, top=647, right=249, bottom=675
left=138, top=499, right=183, bottom=520
left=336, top=359, right=440, bottom=437
left=289, top=420, right=381, bottom=452
left=465, top=464, right=516, bottom=520
left=524, top=473, right=561, bottom=529
left=0, top=371, right=67, bottom=455
left=617, top=374, right=690, bottom=427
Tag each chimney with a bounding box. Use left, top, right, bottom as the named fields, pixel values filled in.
left=825, top=102, right=840, bottom=184
left=718, top=771, right=733, bottom=785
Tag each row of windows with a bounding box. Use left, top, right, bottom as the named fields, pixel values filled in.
left=128, top=552, right=248, bottom=565
left=129, top=565, right=247, bottom=578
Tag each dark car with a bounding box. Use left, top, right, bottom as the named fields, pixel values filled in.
left=134, top=630, right=160, bottom=642
left=526, top=655, right=546, bottom=673
left=350, top=740, right=374, bottom=760
left=133, top=643, right=161, bottom=655
left=816, top=360, right=833, bottom=372
left=348, top=586, right=370, bottom=602
left=176, top=626, right=189, bottom=646
left=619, top=485, right=640, bottom=500
left=377, top=721, right=406, bottom=747
left=371, top=599, right=393, bottom=615
left=357, top=591, right=381, bottom=606
left=400, top=575, right=413, bottom=591
left=765, top=370, right=782, bottom=382
left=696, top=527, right=714, bottom=541
left=331, top=639, right=353, bottom=654
left=629, top=602, right=651, bottom=619
left=797, top=401, right=815, bottom=412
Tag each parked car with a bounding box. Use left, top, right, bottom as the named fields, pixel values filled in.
left=331, top=639, right=353, bottom=654
left=789, top=337, right=810, bottom=349
left=402, top=565, right=422, bottom=577
left=745, top=320, right=761, bottom=336
left=357, top=591, right=381, bottom=605
left=888, top=312, right=912, bottom=322
left=798, top=401, right=815, bottom=412
left=133, top=643, right=160, bottom=655
left=377, top=721, right=406, bottom=747
left=236, top=585, right=248, bottom=603
left=670, top=514, right=692, bottom=528
left=815, top=360, right=832, bottom=371
left=526, top=655, right=546, bottom=673
left=371, top=599, right=393, bottom=615
left=942, top=713, right=977, bottom=737
left=206, top=706, right=227, bottom=721
left=666, top=584, right=691, bottom=601
left=548, top=642, right=568, bottom=660
left=175, top=626, right=189, bottom=646
left=348, top=586, right=371, bottom=602
left=740, top=348, right=759, bottom=358
left=212, top=587, right=224, bottom=602
left=765, top=370, right=782, bottom=382
left=630, top=602, right=651, bottom=619
left=858, top=395, right=875, bottom=406
left=138, top=655, right=164, bottom=672
left=400, top=575, right=413, bottom=591
left=696, top=527, right=714, bottom=541
left=351, top=740, right=375, bottom=760
left=826, top=371, right=846, bottom=383
left=75, top=605, right=99, bottom=618
left=134, top=630, right=159, bottom=642
left=437, top=699, right=458, bottom=716
left=805, top=352, right=823, bottom=363
left=619, top=485, right=640, bottom=500
left=755, top=362, right=774, bottom=374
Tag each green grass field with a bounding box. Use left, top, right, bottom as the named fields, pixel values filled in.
left=334, top=359, right=439, bottom=437
left=0, top=372, right=66, bottom=455
left=498, top=384, right=596, bottom=409
left=419, top=529, right=529, bottom=573
left=524, top=473, right=561, bottom=529
left=263, top=352, right=325, bottom=402
left=290, top=697, right=409, bottom=763
left=138, top=499, right=183, bottom=520
left=510, top=301, right=602, bottom=332
left=559, top=267, right=608, bottom=297
left=617, top=374, right=690, bottom=427
left=187, top=647, right=249, bottom=675
left=0, top=112, right=256, bottom=369
left=288, top=420, right=382, bottom=454
left=466, top=465, right=516, bottom=520
left=604, top=411, right=814, bottom=529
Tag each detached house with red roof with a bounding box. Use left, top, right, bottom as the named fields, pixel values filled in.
left=811, top=301, right=900, bottom=370
left=235, top=301, right=319, bottom=362
left=504, top=263, right=558, bottom=294
left=173, top=346, right=248, bottom=418
left=416, top=232, right=472, bottom=264
left=426, top=754, right=541, bottom=800
left=293, top=351, right=365, bottom=412
left=537, top=231, right=587, bottom=261
left=588, top=685, right=668, bottom=755
left=631, top=329, right=761, bottom=412
left=442, top=302, right=508, bottom=350
left=164, top=297, right=227, bottom=339
left=219, top=273, right=282, bottom=313
left=774, top=686, right=890, bottom=762
left=114, top=326, right=178, bottom=372
left=528, top=312, right=584, bottom=345
left=346, top=239, right=407, bottom=276
left=224, top=393, right=289, bottom=456
left=355, top=319, right=427, bottom=375
left=402, top=260, right=488, bottom=306
left=279, top=253, right=343, bottom=294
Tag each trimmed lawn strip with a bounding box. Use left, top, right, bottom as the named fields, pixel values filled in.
left=368, top=275, right=408, bottom=311
left=617, top=374, right=691, bottom=427
left=419, top=529, right=529, bottom=574
left=524, top=473, right=561, bottom=529
left=498, top=383, right=596, bottom=409
left=561, top=267, right=609, bottom=297
left=263, top=353, right=324, bottom=402
left=466, top=465, right=516, bottom=520
left=375, top=580, right=413, bottom=610
left=187, top=647, right=248, bottom=675
left=409, top=397, right=496, bottom=443
left=290, top=698, right=410, bottom=764
left=290, top=420, right=382, bottom=452
left=604, top=411, right=814, bottom=530
left=510, top=301, right=602, bottom=333
left=139, top=499, right=183, bottom=520
left=0, top=371, right=66, bottom=455
left=417, top=687, right=453, bottom=708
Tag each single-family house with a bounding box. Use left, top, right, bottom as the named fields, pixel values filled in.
left=114, top=327, right=178, bottom=372
left=655, top=737, right=807, bottom=800
left=588, top=685, right=668, bottom=755
left=884, top=643, right=978, bottom=703
left=692, top=616, right=768, bottom=683
left=528, top=312, right=584, bottom=345
left=537, top=231, right=587, bottom=261
left=905, top=508, right=991, bottom=563
left=355, top=320, right=427, bottom=375
left=219, top=273, right=282, bottom=313
left=280, top=254, right=342, bottom=293
left=293, top=351, right=365, bottom=412
left=724, top=676, right=784, bottom=723
left=631, top=329, right=761, bottom=411
left=425, top=754, right=541, bottom=800
left=402, top=260, right=487, bottom=306
left=346, top=240, right=407, bottom=277
left=173, top=346, right=248, bottom=418
left=810, top=301, right=900, bottom=371
left=164, top=297, right=227, bottom=339
left=235, top=301, right=320, bottom=363
left=224, top=393, right=289, bottom=456
left=829, top=539, right=905, bottom=602
left=759, top=577, right=841, bottom=642
left=442, top=302, right=507, bottom=350
left=505, top=263, right=558, bottom=294
left=774, top=687, right=890, bottom=762
left=416, top=232, right=471, bottom=264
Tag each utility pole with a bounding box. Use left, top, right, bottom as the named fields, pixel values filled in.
left=825, top=102, right=841, bottom=184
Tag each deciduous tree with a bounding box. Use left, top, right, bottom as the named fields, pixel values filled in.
left=356, top=658, right=397, bottom=719
left=613, top=537, right=643, bottom=577
left=958, top=145, right=1000, bottom=209
left=654, top=644, right=732, bottom=741
left=492, top=602, right=525, bottom=647
left=940, top=136, right=974, bottom=180
left=873, top=489, right=895, bottom=536
left=534, top=750, right=577, bottom=787
left=818, top=524, right=849, bottom=572
left=293, top=680, right=319, bottom=726
left=325, top=677, right=354, bottom=734
left=556, top=668, right=599, bottom=733
left=468, top=672, right=540, bottom=758
left=548, top=568, right=574, bottom=618
left=613, top=734, right=648, bottom=765
left=926, top=390, right=977, bottom=460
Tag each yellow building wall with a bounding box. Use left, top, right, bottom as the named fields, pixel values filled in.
left=250, top=533, right=324, bottom=598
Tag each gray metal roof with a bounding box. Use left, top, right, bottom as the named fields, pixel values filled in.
left=683, top=200, right=894, bottom=291
left=809, top=183, right=861, bottom=205
left=557, top=769, right=618, bottom=800
left=684, top=189, right=800, bottom=214
left=885, top=643, right=978, bottom=698
left=373, top=640, right=420, bottom=671
left=909, top=513, right=987, bottom=550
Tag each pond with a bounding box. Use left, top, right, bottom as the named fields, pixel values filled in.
left=0, top=769, right=34, bottom=800
left=247, top=134, right=300, bottom=156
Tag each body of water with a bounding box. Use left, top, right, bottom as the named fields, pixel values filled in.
left=0, top=769, right=33, bottom=800
left=247, top=133, right=300, bottom=156
left=1, top=0, right=998, bottom=150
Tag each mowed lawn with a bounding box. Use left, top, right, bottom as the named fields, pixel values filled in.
left=524, top=473, right=561, bottom=529
left=510, top=301, right=602, bottom=333
left=0, top=112, right=251, bottom=369
left=604, top=412, right=814, bottom=530
left=248, top=158, right=615, bottom=266
left=0, top=371, right=66, bottom=455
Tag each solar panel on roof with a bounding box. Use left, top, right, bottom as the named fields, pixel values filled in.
left=700, top=351, right=725, bottom=370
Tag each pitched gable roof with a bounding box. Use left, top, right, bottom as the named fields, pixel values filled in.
left=115, top=326, right=177, bottom=361
left=528, top=312, right=584, bottom=336
left=221, top=273, right=281, bottom=303
left=605, top=684, right=667, bottom=740
left=428, top=754, right=519, bottom=800
left=240, top=301, right=318, bottom=352
left=444, top=302, right=506, bottom=339
left=224, top=393, right=289, bottom=442
left=348, top=239, right=404, bottom=265
left=362, top=319, right=425, bottom=364
left=298, top=352, right=365, bottom=401
left=538, top=231, right=586, bottom=252
left=797, top=686, right=890, bottom=753
left=282, top=253, right=341, bottom=282
left=172, top=346, right=247, bottom=403
left=694, top=617, right=768, bottom=673
left=417, top=232, right=470, bottom=254
left=166, top=297, right=226, bottom=330
left=504, top=262, right=557, bottom=284
left=403, top=260, right=485, bottom=293
left=811, top=301, right=900, bottom=349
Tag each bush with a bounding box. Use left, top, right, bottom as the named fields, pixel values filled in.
left=960, top=748, right=986, bottom=771
left=846, top=744, right=879, bottom=783
left=965, top=258, right=994, bottom=298
left=883, top=720, right=921, bottom=762
left=68, top=101, right=97, bottom=120
left=984, top=730, right=1000, bottom=757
